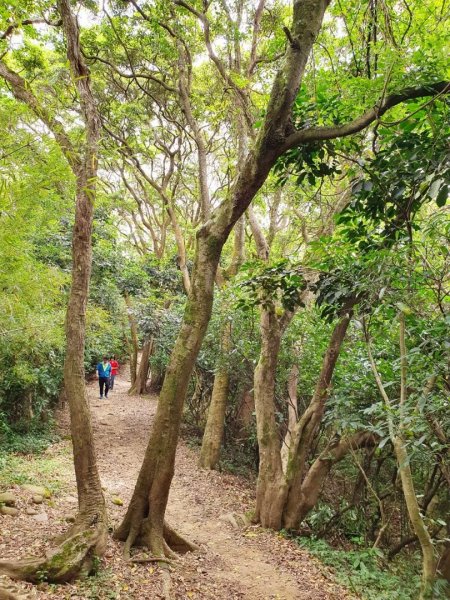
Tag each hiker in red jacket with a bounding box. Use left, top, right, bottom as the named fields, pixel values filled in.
left=109, top=355, right=119, bottom=391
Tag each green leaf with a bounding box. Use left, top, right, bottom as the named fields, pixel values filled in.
left=436, top=184, right=448, bottom=207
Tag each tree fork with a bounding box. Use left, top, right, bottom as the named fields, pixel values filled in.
left=115, top=503, right=198, bottom=560
left=117, top=0, right=331, bottom=555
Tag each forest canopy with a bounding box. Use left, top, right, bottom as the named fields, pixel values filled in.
left=0, top=0, right=449, bottom=599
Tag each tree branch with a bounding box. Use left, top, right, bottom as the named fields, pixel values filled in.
left=173, top=0, right=253, bottom=129
left=0, top=60, right=80, bottom=171
left=0, top=18, right=62, bottom=40
left=281, top=81, right=450, bottom=152
left=83, top=52, right=177, bottom=93
left=248, top=0, right=266, bottom=76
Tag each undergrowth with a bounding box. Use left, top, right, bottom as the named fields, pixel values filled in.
left=0, top=441, right=72, bottom=494
left=0, top=417, right=59, bottom=454
left=287, top=534, right=429, bottom=599
left=49, top=569, right=120, bottom=599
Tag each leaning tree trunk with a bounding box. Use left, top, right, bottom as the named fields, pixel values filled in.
left=283, top=309, right=354, bottom=528
left=128, top=339, right=153, bottom=396
left=199, top=217, right=245, bottom=469
left=394, top=437, right=436, bottom=598
left=395, top=314, right=436, bottom=598
left=198, top=320, right=232, bottom=469
left=115, top=0, right=332, bottom=557
left=367, top=314, right=437, bottom=598
left=294, top=431, right=377, bottom=524
left=114, top=232, right=222, bottom=557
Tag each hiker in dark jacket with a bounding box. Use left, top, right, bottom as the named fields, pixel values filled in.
left=96, top=356, right=111, bottom=399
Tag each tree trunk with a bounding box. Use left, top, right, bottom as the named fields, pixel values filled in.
left=438, top=520, right=450, bottom=585
left=397, top=315, right=436, bottom=598
left=254, top=306, right=289, bottom=529
left=63, top=177, right=106, bottom=532
left=281, top=361, right=299, bottom=472
left=253, top=304, right=353, bottom=530
left=0, top=0, right=107, bottom=583
left=198, top=322, right=232, bottom=469
left=129, top=339, right=153, bottom=396
left=149, top=366, right=165, bottom=393
left=282, top=310, right=353, bottom=528
left=23, top=390, right=34, bottom=424
left=236, top=386, right=255, bottom=432
left=199, top=215, right=245, bottom=468
left=294, top=432, right=377, bottom=525
left=438, top=546, right=450, bottom=584
left=125, top=293, right=139, bottom=387
left=394, top=438, right=436, bottom=598
left=366, top=314, right=437, bottom=598
left=115, top=0, right=331, bottom=556
left=114, top=232, right=221, bottom=557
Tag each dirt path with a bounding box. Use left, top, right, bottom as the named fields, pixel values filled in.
left=0, top=370, right=353, bottom=599
left=90, top=371, right=351, bottom=600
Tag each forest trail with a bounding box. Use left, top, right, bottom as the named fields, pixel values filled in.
left=1, top=369, right=353, bottom=600
left=89, top=369, right=352, bottom=600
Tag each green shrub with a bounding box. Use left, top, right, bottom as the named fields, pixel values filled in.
left=290, top=535, right=425, bottom=600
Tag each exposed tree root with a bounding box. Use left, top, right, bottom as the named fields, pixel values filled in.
left=117, top=518, right=198, bottom=561
left=0, top=584, right=29, bottom=600
left=163, top=522, right=199, bottom=554
left=160, top=565, right=174, bottom=600
left=130, top=556, right=172, bottom=565
left=0, top=524, right=107, bottom=584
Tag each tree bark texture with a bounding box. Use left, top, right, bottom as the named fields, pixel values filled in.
left=254, top=306, right=288, bottom=529
left=395, top=317, right=436, bottom=597
left=254, top=307, right=353, bottom=530
left=55, top=0, right=107, bottom=554
left=236, top=387, right=255, bottom=432
left=198, top=321, right=232, bottom=469
left=282, top=310, right=353, bottom=528
left=394, top=438, right=436, bottom=598
left=281, top=361, right=299, bottom=472
left=366, top=315, right=437, bottom=597
left=128, top=339, right=154, bottom=396
left=125, top=293, right=139, bottom=387
left=294, top=432, right=377, bottom=525
left=114, top=231, right=221, bottom=557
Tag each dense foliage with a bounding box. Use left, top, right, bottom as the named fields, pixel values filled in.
left=0, top=0, right=449, bottom=596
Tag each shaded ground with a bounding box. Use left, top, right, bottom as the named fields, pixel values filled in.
left=0, top=369, right=353, bottom=599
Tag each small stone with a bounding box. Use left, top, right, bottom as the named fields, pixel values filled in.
left=0, top=492, right=16, bottom=506
left=32, top=512, right=49, bottom=523
left=26, top=507, right=38, bottom=515
left=64, top=514, right=76, bottom=523
left=22, top=484, right=51, bottom=498
left=0, top=506, right=19, bottom=517
left=219, top=512, right=239, bottom=528
left=32, top=495, right=44, bottom=504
